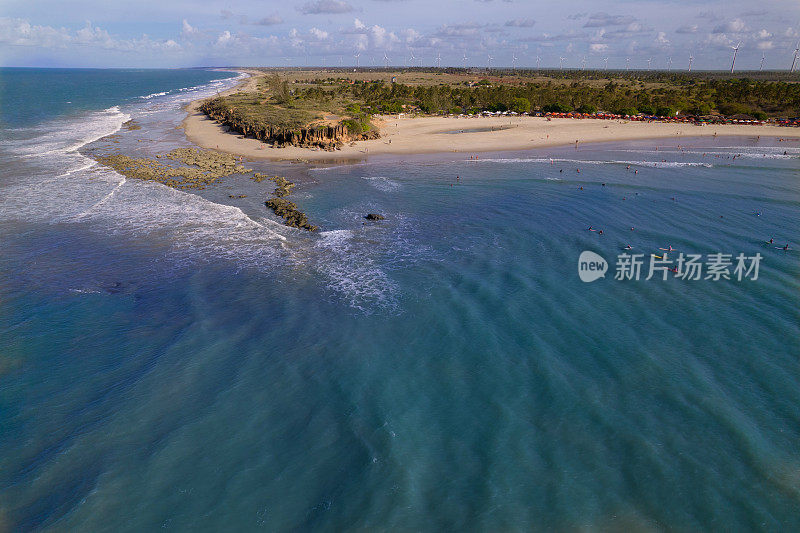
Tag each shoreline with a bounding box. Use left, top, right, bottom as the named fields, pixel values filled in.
left=182, top=71, right=796, bottom=162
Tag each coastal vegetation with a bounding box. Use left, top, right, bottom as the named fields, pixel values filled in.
left=199, top=74, right=379, bottom=150
left=334, top=74, right=799, bottom=119
left=244, top=69, right=799, bottom=120
left=200, top=69, right=798, bottom=148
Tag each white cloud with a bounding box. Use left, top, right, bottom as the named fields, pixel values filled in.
left=0, top=17, right=181, bottom=53
left=309, top=27, right=329, bottom=40
left=676, top=24, right=698, bottom=34
left=0, top=17, right=70, bottom=48
left=181, top=19, right=199, bottom=38
left=713, top=18, right=747, bottom=34
left=216, top=30, right=233, bottom=46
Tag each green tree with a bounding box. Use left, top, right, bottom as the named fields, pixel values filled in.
left=511, top=97, right=531, bottom=114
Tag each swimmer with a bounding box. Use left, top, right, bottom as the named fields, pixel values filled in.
left=659, top=245, right=676, bottom=252
left=625, top=244, right=633, bottom=250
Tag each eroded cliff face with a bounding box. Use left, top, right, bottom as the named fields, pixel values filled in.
left=199, top=100, right=379, bottom=150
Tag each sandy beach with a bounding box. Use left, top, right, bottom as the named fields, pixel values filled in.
left=183, top=72, right=794, bottom=161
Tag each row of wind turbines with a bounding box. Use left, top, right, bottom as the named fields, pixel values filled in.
left=340, top=41, right=800, bottom=72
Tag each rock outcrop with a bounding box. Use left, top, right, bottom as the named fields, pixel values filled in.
left=200, top=98, right=379, bottom=150
left=265, top=176, right=318, bottom=231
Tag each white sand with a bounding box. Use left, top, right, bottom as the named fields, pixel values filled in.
left=182, top=72, right=794, bottom=161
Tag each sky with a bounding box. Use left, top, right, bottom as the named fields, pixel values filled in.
left=1, top=0, right=799, bottom=70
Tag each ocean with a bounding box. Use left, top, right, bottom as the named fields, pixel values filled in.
left=1, top=68, right=799, bottom=531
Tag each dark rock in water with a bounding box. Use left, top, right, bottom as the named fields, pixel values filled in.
left=105, top=282, right=124, bottom=294
left=364, top=213, right=385, bottom=221
left=264, top=176, right=318, bottom=231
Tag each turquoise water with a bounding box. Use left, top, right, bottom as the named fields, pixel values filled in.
left=0, top=68, right=234, bottom=128
left=1, top=69, right=799, bottom=531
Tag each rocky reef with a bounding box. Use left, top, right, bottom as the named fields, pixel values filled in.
left=199, top=98, right=379, bottom=151
left=96, top=146, right=317, bottom=231
left=95, top=148, right=251, bottom=190
left=364, top=213, right=385, bottom=221
left=265, top=176, right=317, bottom=231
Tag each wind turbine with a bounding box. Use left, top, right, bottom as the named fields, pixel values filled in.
left=581, top=55, right=587, bottom=71
left=462, top=50, right=469, bottom=68
left=409, top=49, right=416, bottom=68
left=487, top=53, right=494, bottom=69
left=667, top=56, right=672, bottom=71
left=760, top=53, right=765, bottom=71
left=436, top=51, right=442, bottom=68
left=536, top=55, right=541, bottom=70
left=354, top=51, right=360, bottom=68
left=559, top=56, right=566, bottom=70
left=512, top=52, right=518, bottom=70
left=625, top=57, right=630, bottom=71
left=730, top=42, right=741, bottom=73
left=647, top=57, right=652, bottom=71
left=602, top=57, right=609, bottom=70
left=792, top=40, right=800, bottom=72
left=383, top=51, right=389, bottom=68
left=688, top=54, right=693, bottom=72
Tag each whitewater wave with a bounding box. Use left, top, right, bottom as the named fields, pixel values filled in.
left=614, top=147, right=800, bottom=160
left=1, top=106, right=129, bottom=158
left=0, top=70, right=405, bottom=311
left=139, top=91, right=170, bottom=100
left=467, top=157, right=713, bottom=168
left=362, top=176, right=402, bottom=192
left=310, top=229, right=399, bottom=312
